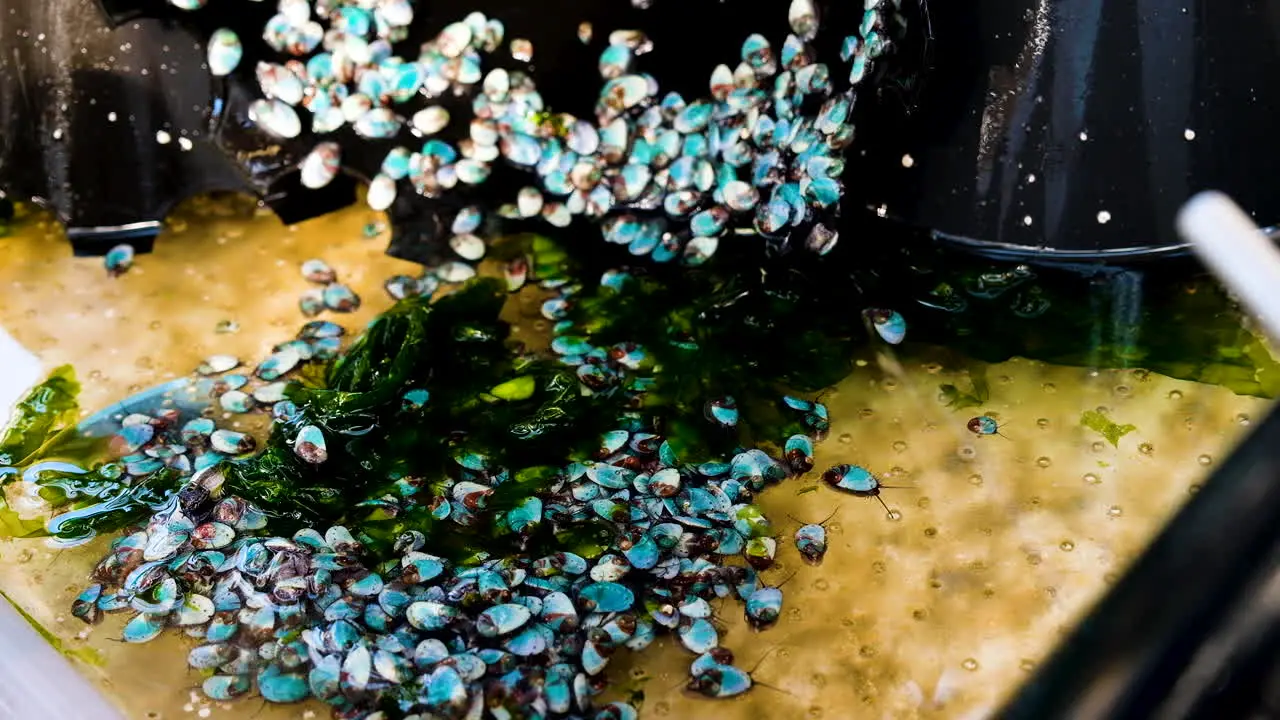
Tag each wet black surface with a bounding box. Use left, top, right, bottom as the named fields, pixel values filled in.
left=853, top=0, right=1280, bottom=259
left=6, top=0, right=1280, bottom=262
left=0, top=0, right=250, bottom=251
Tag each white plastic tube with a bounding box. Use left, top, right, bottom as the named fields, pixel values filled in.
left=1177, top=191, right=1280, bottom=345
left=0, top=327, right=123, bottom=720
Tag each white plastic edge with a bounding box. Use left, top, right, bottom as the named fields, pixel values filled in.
left=1177, top=191, right=1280, bottom=345
left=0, top=327, right=124, bottom=720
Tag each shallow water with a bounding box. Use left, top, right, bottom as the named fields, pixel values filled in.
left=0, top=198, right=1269, bottom=719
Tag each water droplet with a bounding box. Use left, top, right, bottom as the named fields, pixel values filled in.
left=1083, top=473, right=1101, bottom=485
left=1036, top=418, right=1050, bottom=428
left=1238, top=414, right=1252, bottom=426
left=968, top=474, right=983, bottom=486
left=923, top=527, right=937, bottom=537
left=1091, top=441, right=1107, bottom=452
left=1059, top=540, right=1075, bottom=552
left=1198, top=454, right=1213, bottom=466
left=1136, top=442, right=1153, bottom=456
left=859, top=408, right=874, bottom=418
left=962, top=658, right=980, bottom=671
left=892, top=440, right=908, bottom=452
left=886, top=510, right=902, bottom=521
left=1189, top=483, right=1202, bottom=494
left=1036, top=456, right=1052, bottom=468
left=838, top=433, right=853, bottom=444
left=1042, top=382, right=1056, bottom=393
left=917, top=497, right=931, bottom=509
left=1114, top=384, right=1131, bottom=396
left=1020, top=659, right=1036, bottom=672
left=1168, top=390, right=1184, bottom=400
left=812, top=578, right=829, bottom=591
left=1107, top=505, right=1123, bottom=517
left=1097, top=210, right=1112, bottom=224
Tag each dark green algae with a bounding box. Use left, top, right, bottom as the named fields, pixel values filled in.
left=3, top=231, right=1279, bottom=564
left=0, top=236, right=865, bottom=563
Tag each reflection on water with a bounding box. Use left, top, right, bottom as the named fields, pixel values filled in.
left=0, top=197, right=1269, bottom=719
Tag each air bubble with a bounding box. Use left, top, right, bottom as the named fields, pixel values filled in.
left=1198, top=454, right=1213, bottom=466
left=1184, top=128, right=1196, bottom=140
left=860, top=645, right=877, bottom=658
left=923, top=527, right=937, bottom=537
left=887, top=509, right=902, bottom=521
left=1238, top=414, right=1251, bottom=426
left=1091, top=441, right=1107, bottom=452
left=1168, top=390, right=1183, bottom=400
left=1107, top=505, right=1123, bottom=517
left=1083, top=473, right=1100, bottom=485
left=1020, top=659, right=1036, bottom=672
left=962, top=658, right=980, bottom=671
left=1097, top=210, right=1111, bottom=224
left=901, top=154, right=915, bottom=168
left=838, top=433, right=853, bottom=443
left=651, top=701, right=670, bottom=716
left=1042, top=382, right=1056, bottom=393
left=1036, top=418, right=1049, bottom=428
left=1036, top=456, right=1052, bottom=468
left=1023, top=215, right=1033, bottom=226
left=1114, top=384, right=1131, bottom=396
left=892, top=440, right=908, bottom=452
left=968, top=474, right=983, bottom=486
left=1139, top=443, right=1154, bottom=455
left=1060, top=540, right=1075, bottom=551
left=813, top=578, right=829, bottom=591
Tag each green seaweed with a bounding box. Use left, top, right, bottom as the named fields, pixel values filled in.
left=0, top=367, right=171, bottom=541
left=0, top=365, right=81, bottom=467
left=226, top=277, right=629, bottom=560
left=1080, top=410, right=1137, bottom=447
left=0, top=588, right=103, bottom=667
